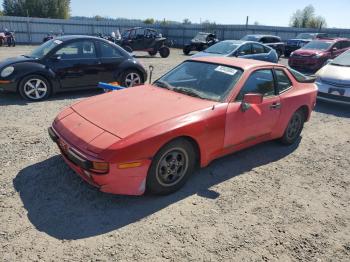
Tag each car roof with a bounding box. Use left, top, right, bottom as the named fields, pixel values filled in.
left=55, top=35, right=103, bottom=41
left=189, top=56, right=279, bottom=70
left=246, top=34, right=279, bottom=38
left=311, top=38, right=349, bottom=42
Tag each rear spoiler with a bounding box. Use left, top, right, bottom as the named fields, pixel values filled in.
left=300, top=75, right=317, bottom=83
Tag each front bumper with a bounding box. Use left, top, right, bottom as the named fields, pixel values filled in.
left=316, top=80, right=350, bottom=105
left=0, top=80, right=17, bottom=92
left=48, top=127, right=151, bottom=195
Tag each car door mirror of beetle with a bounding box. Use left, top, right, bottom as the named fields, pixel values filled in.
left=50, top=54, right=61, bottom=61
left=241, top=93, right=263, bottom=112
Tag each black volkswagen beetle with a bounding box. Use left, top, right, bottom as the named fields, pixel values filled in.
left=0, top=35, right=147, bottom=101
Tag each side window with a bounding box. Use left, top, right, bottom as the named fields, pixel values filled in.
left=252, top=43, right=266, bottom=54
left=56, top=41, right=96, bottom=59
left=237, top=44, right=252, bottom=56
left=333, top=42, right=342, bottom=49
left=236, top=70, right=275, bottom=101
left=340, top=41, right=350, bottom=49
left=100, top=42, right=123, bottom=58
left=271, top=37, right=280, bottom=43
left=260, top=37, right=267, bottom=43
left=275, top=69, right=292, bottom=93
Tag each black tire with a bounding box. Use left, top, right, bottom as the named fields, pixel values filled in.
left=122, top=45, right=133, bottom=53
left=276, top=49, right=282, bottom=59
left=280, top=110, right=305, bottom=145
left=18, top=75, right=52, bottom=101
left=0, top=39, right=3, bottom=47
left=146, top=139, right=197, bottom=195
left=119, top=69, right=143, bottom=87
left=284, top=51, right=291, bottom=58
left=148, top=49, right=157, bottom=56
left=159, top=46, right=170, bottom=58
left=183, top=45, right=191, bottom=55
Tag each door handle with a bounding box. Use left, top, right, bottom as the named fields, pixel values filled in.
left=270, top=102, right=281, bottom=109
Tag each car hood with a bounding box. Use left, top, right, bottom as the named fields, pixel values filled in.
left=292, top=49, right=321, bottom=57
left=0, top=55, right=37, bottom=68
left=71, top=85, right=218, bottom=139
left=317, top=64, right=350, bottom=83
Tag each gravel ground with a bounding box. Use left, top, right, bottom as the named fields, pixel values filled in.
left=0, top=46, right=349, bottom=262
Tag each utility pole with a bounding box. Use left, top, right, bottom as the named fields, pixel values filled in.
left=245, top=16, right=249, bottom=29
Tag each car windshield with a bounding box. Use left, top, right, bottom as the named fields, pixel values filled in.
left=296, top=33, right=315, bottom=39
left=154, top=61, right=243, bottom=102
left=193, top=33, right=208, bottom=42
left=241, top=35, right=260, bottom=41
left=204, top=42, right=240, bottom=54
left=301, top=40, right=333, bottom=51
left=29, top=39, right=61, bottom=58
left=330, top=50, right=350, bottom=67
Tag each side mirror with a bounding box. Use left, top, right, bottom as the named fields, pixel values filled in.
left=241, top=93, right=263, bottom=112
left=50, top=54, right=61, bottom=61
left=331, top=47, right=337, bottom=53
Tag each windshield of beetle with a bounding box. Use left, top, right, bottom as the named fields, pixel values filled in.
left=154, top=61, right=243, bottom=102
left=331, top=49, right=350, bottom=66
left=30, top=39, right=62, bottom=58
left=301, top=40, right=333, bottom=51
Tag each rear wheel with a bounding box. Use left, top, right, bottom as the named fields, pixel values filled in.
left=146, top=139, right=196, bottom=195
left=183, top=45, right=191, bottom=55
left=19, top=75, right=52, bottom=101
left=280, top=110, right=305, bottom=145
left=159, top=46, right=170, bottom=58
left=148, top=49, right=157, bottom=56
left=119, top=69, right=143, bottom=87
left=122, top=45, right=133, bottom=53
left=276, top=49, right=282, bottom=58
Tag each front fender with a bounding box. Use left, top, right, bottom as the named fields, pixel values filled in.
left=11, top=62, right=59, bottom=91
left=101, top=103, right=228, bottom=167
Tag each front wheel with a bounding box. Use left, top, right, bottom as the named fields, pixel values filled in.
left=159, top=46, right=170, bottom=58
left=280, top=110, right=305, bottom=145
left=18, top=75, right=52, bottom=101
left=183, top=45, right=191, bottom=55
left=148, top=49, right=157, bottom=56
left=122, top=45, right=133, bottom=53
left=119, top=70, right=143, bottom=87
left=146, top=139, right=196, bottom=195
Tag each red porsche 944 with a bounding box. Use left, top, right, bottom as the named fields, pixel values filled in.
left=49, top=57, right=317, bottom=195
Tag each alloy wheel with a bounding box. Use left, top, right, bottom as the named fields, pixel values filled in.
left=23, top=78, right=48, bottom=100
left=125, top=72, right=141, bottom=87
left=286, top=113, right=302, bottom=140
left=156, top=148, right=189, bottom=187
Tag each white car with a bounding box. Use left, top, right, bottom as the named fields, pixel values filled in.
left=315, top=50, right=350, bottom=105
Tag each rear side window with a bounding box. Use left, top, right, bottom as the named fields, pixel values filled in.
left=252, top=43, right=266, bottom=54
left=275, top=69, right=292, bottom=93
left=236, top=69, right=275, bottom=101
left=100, top=42, right=123, bottom=58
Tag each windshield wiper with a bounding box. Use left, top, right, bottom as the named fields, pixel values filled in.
left=173, top=87, right=207, bottom=99
left=330, top=63, right=348, bottom=67
left=154, top=80, right=172, bottom=90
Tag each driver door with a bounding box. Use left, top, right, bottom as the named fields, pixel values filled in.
left=224, top=69, right=281, bottom=148
left=48, top=40, right=100, bottom=89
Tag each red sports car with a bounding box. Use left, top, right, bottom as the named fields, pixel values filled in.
left=49, top=57, right=317, bottom=195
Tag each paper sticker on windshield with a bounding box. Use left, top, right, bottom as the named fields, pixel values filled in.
left=215, top=66, right=238, bottom=76
left=54, top=40, right=63, bottom=45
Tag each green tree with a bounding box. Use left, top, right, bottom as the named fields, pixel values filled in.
left=143, top=18, right=155, bottom=24
left=182, top=18, right=191, bottom=25
left=290, top=5, right=327, bottom=29
left=3, top=0, right=70, bottom=19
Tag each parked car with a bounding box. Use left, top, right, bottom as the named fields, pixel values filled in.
left=183, top=32, right=219, bottom=55
left=0, top=35, right=147, bottom=101
left=315, top=49, right=350, bottom=105
left=43, top=31, right=64, bottom=43
left=285, top=32, right=328, bottom=57
left=192, top=40, right=278, bottom=63
left=288, top=38, right=350, bottom=74
left=241, top=35, right=285, bottom=58
left=119, top=27, right=171, bottom=58
left=49, top=57, right=317, bottom=196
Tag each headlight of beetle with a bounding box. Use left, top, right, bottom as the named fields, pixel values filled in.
left=1, top=66, right=14, bottom=78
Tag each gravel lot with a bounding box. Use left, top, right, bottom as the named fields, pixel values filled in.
left=0, top=46, right=349, bottom=262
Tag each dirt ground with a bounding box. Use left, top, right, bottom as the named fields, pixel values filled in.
left=0, top=46, right=349, bottom=262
